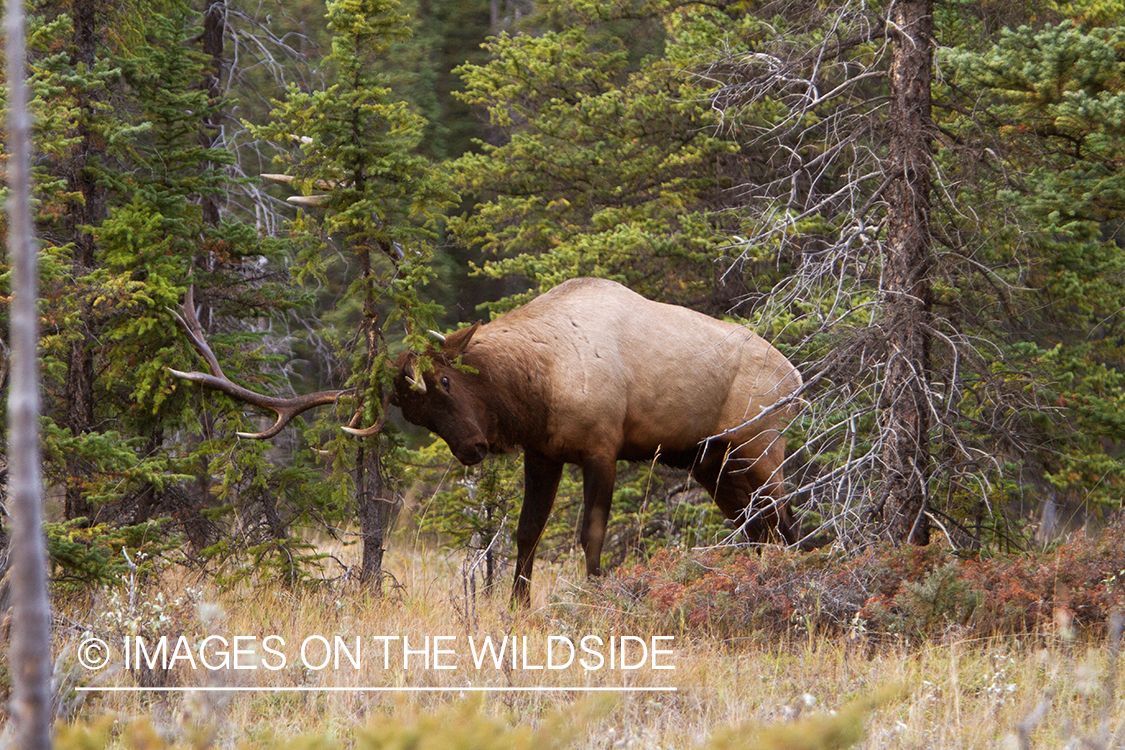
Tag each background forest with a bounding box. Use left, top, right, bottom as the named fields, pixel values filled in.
left=5, top=0, right=1125, bottom=747
left=1, top=0, right=1124, bottom=600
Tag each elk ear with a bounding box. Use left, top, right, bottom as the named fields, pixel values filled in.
left=442, top=321, right=480, bottom=359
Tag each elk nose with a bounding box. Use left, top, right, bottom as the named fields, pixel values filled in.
left=458, top=442, right=488, bottom=466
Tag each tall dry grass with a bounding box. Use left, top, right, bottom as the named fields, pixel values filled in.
left=47, top=539, right=1125, bottom=750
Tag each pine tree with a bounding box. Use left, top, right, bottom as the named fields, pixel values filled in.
left=879, top=0, right=935, bottom=544
left=448, top=3, right=752, bottom=313
left=1, top=2, right=202, bottom=569
left=0, top=1, right=321, bottom=584
left=224, top=0, right=457, bottom=587
left=944, top=18, right=1125, bottom=531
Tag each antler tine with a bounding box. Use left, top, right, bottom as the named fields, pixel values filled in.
left=261, top=174, right=341, bottom=192
left=340, top=423, right=383, bottom=438
left=286, top=195, right=331, bottom=207
left=261, top=170, right=346, bottom=209
left=168, top=287, right=352, bottom=439
left=165, top=367, right=348, bottom=439
left=340, top=393, right=392, bottom=439
left=170, top=285, right=228, bottom=380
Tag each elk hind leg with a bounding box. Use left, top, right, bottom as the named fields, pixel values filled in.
left=579, top=455, right=617, bottom=578
left=694, top=436, right=796, bottom=545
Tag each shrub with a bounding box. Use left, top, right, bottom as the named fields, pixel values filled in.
left=599, top=527, right=1125, bottom=642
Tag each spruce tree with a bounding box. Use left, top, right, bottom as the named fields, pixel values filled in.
left=0, top=1, right=320, bottom=583
left=448, top=5, right=752, bottom=313
left=238, top=0, right=455, bottom=587
left=945, top=19, right=1125, bottom=531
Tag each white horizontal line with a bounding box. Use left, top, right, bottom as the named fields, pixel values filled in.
left=77, top=686, right=678, bottom=693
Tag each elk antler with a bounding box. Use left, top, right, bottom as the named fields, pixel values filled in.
left=261, top=173, right=335, bottom=207
left=260, top=171, right=406, bottom=262
left=168, top=287, right=353, bottom=439
left=340, top=410, right=387, bottom=439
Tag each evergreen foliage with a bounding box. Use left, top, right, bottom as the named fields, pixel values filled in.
left=943, top=21, right=1125, bottom=516
left=448, top=4, right=755, bottom=312
left=1, top=1, right=337, bottom=584
left=0, top=0, right=1122, bottom=615
left=0, top=1, right=293, bottom=580
left=247, top=0, right=455, bottom=586
left=445, top=0, right=1125, bottom=549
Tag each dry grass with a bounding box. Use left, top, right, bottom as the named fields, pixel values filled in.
left=49, top=539, right=1125, bottom=750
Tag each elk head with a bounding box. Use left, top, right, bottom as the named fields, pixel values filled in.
left=390, top=323, right=491, bottom=465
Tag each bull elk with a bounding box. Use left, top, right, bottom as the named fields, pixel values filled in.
left=170, top=278, right=804, bottom=606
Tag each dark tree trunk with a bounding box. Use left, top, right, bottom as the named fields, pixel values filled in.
left=62, top=0, right=106, bottom=523
left=131, top=428, right=164, bottom=524
left=63, top=331, right=95, bottom=522
left=7, top=0, right=54, bottom=745
left=199, top=0, right=224, bottom=227
left=356, top=443, right=390, bottom=588
left=190, top=0, right=225, bottom=542
left=879, top=0, right=933, bottom=545
left=354, top=246, right=396, bottom=590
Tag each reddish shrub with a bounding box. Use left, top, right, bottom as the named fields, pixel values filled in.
left=600, top=528, right=1125, bottom=643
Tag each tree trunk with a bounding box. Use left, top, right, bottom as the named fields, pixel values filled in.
left=189, top=0, right=225, bottom=547
left=356, top=443, right=390, bottom=588
left=879, top=0, right=933, bottom=545
left=63, top=332, right=95, bottom=522
left=7, top=0, right=54, bottom=744
left=199, top=0, right=224, bottom=227
left=62, top=0, right=106, bottom=523
left=354, top=305, right=392, bottom=589
left=355, top=246, right=396, bottom=590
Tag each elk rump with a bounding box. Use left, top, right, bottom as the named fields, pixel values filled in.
left=394, top=277, right=802, bottom=606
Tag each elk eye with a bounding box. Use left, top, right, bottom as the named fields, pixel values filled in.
left=440, top=376, right=451, bottom=393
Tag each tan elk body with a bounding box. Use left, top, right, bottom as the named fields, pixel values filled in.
left=393, top=278, right=802, bottom=606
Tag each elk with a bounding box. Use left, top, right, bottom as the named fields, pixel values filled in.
left=392, top=278, right=802, bottom=606
left=169, top=278, right=804, bottom=607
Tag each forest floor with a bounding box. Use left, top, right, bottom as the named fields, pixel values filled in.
left=49, top=534, right=1125, bottom=750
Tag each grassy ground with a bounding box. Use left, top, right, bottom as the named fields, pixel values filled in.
left=50, top=541, right=1124, bottom=750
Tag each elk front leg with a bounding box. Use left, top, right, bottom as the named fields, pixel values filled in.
left=579, top=456, right=617, bottom=578
left=512, top=449, right=563, bottom=607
